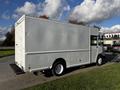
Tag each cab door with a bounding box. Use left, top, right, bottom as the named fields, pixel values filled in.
left=90, top=35, right=99, bottom=63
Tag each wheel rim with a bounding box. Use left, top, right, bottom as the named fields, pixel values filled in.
left=55, top=64, right=64, bottom=75
left=98, top=58, right=102, bottom=65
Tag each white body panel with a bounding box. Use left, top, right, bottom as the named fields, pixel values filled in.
left=15, top=15, right=102, bottom=72
left=15, top=15, right=26, bottom=71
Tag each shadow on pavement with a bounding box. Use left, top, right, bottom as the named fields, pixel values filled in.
left=10, top=63, right=25, bottom=75
left=104, top=52, right=120, bottom=62
left=41, top=63, right=96, bottom=77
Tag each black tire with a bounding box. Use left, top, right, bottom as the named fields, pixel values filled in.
left=52, top=61, right=65, bottom=76
left=96, top=56, right=103, bottom=66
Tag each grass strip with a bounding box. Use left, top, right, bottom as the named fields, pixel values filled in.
left=0, top=50, right=15, bottom=58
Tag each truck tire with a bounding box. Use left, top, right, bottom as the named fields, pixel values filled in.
left=52, top=61, right=65, bottom=76
left=96, top=56, right=103, bottom=66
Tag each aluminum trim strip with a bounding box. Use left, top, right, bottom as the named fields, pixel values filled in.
left=25, top=49, right=90, bottom=55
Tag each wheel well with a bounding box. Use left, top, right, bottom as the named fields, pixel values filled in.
left=52, top=58, right=66, bottom=68
left=97, top=53, right=105, bottom=59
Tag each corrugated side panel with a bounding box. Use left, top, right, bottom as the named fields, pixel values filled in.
left=25, top=16, right=89, bottom=52
left=25, top=16, right=90, bottom=71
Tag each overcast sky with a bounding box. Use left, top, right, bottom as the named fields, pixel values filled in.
left=0, top=0, right=120, bottom=34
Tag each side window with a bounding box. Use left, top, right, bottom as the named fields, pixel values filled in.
left=91, top=35, right=97, bottom=46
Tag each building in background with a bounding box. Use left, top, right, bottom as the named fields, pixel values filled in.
left=103, top=32, right=120, bottom=46
left=103, top=32, right=120, bottom=52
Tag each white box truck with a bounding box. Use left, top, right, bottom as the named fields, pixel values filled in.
left=15, top=15, right=104, bottom=76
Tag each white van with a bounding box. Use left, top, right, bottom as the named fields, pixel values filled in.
left=15, top=15, right=104, bottom=76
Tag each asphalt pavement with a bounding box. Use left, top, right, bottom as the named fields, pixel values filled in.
left=0, top=47, right=14, bottom=50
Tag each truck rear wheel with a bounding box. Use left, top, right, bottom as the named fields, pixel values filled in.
left=52, top=61, right=65, bottom=76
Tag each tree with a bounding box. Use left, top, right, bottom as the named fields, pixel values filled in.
left=113, top=35, right=119, bottom=39
left=69, top=20, right=86, bottom=25
left=2, top=26, right=15, bottom=46
left=39, top=15, right=49, bottom=19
